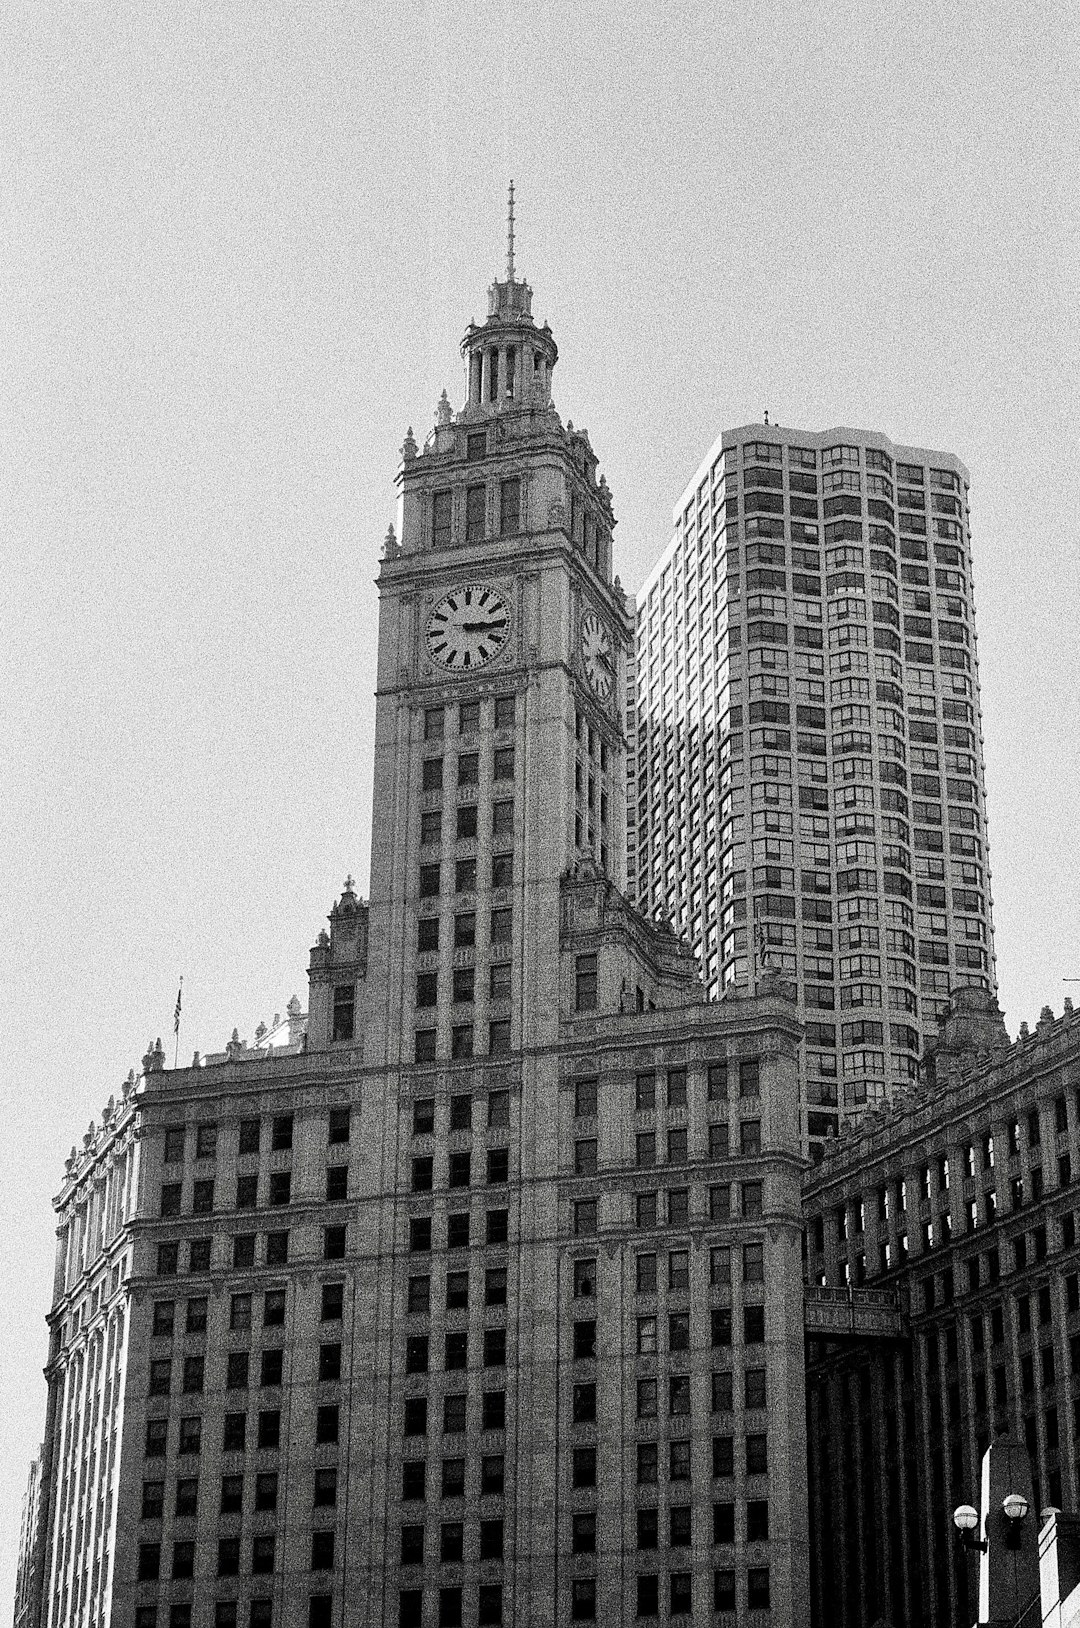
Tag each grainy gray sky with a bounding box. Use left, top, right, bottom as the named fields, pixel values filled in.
left=2, top=0, right=1078, bottom=1604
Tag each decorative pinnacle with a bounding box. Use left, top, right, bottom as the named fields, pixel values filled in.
left=506, top=180, right=515, bottom=282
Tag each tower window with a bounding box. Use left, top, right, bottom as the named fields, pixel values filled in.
left=491, top=853, right=513, bottom=889
left=575, top=954, right=598, bottom=1012
left=466, top=485, right=486, bottom=542
left=454, top=913, right=476, bottom=948
left=452, top=968, right=475, bottom=1005
left=466, top=432, right=487, bottom=462
left=490, top=908, right=512, bottom=944
left=456, top=805, right=478, bottom=841
left=332, top=986, right=354, bottom=1042
left=487, top=352, right=499, bottom=403
left=417, top=917, right=439, bottom=952
left=424, top=706, right=445, bottom=741
left=494, top=695, right=515, bottom=729
left=459, top=700, right=481, bottom=735
left=500, top=478, right=521, bottom=536
left=451, top=1024, right=474, bottom=1059
left=432, top=491, right=452, bottom=549
left=419, top=864, right=441, bottom=899
left=492, top=800, right=514, bottom=836
left=415, top=1030, right=436, bottom=1063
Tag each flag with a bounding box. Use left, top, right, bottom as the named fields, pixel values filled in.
left=174, top=979, right=183, bottom=1035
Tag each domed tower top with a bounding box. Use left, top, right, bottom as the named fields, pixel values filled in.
left=460, top=182, right=558, bottom=414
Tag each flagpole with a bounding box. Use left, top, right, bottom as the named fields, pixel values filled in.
left=173, top=976, right=183, bottom=1068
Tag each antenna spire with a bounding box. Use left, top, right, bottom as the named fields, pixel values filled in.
left=506, top=180, right=516, bottom=282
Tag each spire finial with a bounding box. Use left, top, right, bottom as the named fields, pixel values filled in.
left=506, top=180, right=516, bottom=282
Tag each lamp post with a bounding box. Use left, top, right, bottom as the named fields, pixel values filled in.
left=952, top=1437, right=1039, bottom=1627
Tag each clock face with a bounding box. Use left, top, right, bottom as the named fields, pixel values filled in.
left=581, top=611, right=614, bottom=700
left=426, top=583, right=512, bottom=672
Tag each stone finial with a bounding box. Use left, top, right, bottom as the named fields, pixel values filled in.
left=317, top=928, right=330, bottom=947
left=142, top=1038, right=165, bottom=1074
left=255, top=1021, right=268, bottom=1045
left=401, top=426, right=418, bottom=460
left=1065, top=996, right=1074, bottom=1014
left=287, top=994, right=302, bottom=1015
left=437, top=389, right=452, bottom=427
left=65, top=1148, right=78, bottom=1173
left=383, top=523, right=399, bottom=560
left=1039, top=1005, right=1055, bottom=1029
left=1019, top=1021, right=1030, bottom=1040
left=566, top=419, right=574, bottom=432
left=192, top=1051, right=201, bottom=1067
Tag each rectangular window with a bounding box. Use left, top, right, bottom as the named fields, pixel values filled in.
left=708, top=1062, right=729, bottom=1100
left=453, top=912, right=476, bottom=947
left=332, top=986, right=355, bottom=1042
left=433, top=491, right=452, bottom=549
left=490, top=908, right=512, bottom=943
left=500, top=477, right=521, bottom=535
left=575, top=1078, right=598, bottom=1117
left=575, top=954, right=598, bottom=1011
left=466, top=484, right=486, bottom=542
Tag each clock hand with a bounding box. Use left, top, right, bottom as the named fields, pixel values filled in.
left=461, top=619, right=505, bottom=632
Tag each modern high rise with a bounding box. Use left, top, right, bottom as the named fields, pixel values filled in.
left=22, top=211, right=813, bottom=1628
left=633, top=423, right=996, bottom=1157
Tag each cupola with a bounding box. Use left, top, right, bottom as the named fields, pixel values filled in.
left=460, top=182, right=558, bottom=411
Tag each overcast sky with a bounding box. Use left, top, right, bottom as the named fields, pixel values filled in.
left=3, top=0, right=1078, bottom=1603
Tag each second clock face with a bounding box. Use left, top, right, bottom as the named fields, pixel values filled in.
left=426, top=583, right=512, bottom=672
left=581, top=611, right=613, bottom=700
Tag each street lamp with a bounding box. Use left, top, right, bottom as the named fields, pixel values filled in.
left=1002, top=1492, right=1029, bottom=1550
left=952, top=1504, right=987, bottom=1553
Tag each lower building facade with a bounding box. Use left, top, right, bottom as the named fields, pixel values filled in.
left=28, top=877, right=809, bottom=1628
left=803, top=987, right=1080, bottom=1628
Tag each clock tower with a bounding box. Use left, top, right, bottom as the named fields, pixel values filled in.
left=364, top=187, right=633, bottom=1072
